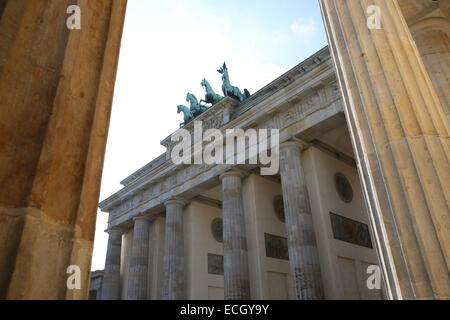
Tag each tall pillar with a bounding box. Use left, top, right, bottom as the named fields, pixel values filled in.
left=101, top=227, right=123, bottom=300
left=319, top=0, right=450, bottom=299
left=219, top=170, right=250, bottom=300
left=410, top=16, right=450, bottom=122
left=0, top=0, right=127, bottom=299
left=279, top=142, right=324, bottom=300
left=162, top=198, right=186, bottom=300
left=127, top=215, right=151, bottom=300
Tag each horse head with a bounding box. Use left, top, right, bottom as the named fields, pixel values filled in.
left=218, top=62, right=228, bottom=83
left=201, top=78, right=207, bottom=87
left=177, top=105, right=184, bottom=114
left=186, top=92, right=196, bottom=104
left=217, top=62, right=225, bottom=74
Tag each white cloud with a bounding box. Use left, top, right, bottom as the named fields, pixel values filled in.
left=291, top=18, right=317, bottom=36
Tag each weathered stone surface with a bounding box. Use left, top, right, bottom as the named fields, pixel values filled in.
left=220, top=170, right=251, bottom=300
left=0, top=0, right=127, bottom=299
left=279, top=142, right=324, bottom=300
left=264, top=233, right=289, bottom=261
left=320, top=0, right=450, bottom=299
left=101, top=228, right=123, bottom=300
left=162, top=198, right=186, bottom=300
left=410, top=14, right=450, bottom=122
left=329, top=213, right=372, bottom=249
left=89, top=270, right=104, bottom=300
left=127, top=215, right=151, bottom=300
left=208, top=253, right=224, bottom=275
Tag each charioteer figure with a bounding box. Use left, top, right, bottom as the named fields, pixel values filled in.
left=177, top=62, right=251, bottom=127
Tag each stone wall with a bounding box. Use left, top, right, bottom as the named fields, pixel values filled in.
left=303, top=145, right=383, bottom=299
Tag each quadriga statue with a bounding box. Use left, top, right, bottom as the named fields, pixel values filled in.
left=217, top=62, right=250, bottom=102
left=200, top=78, right=223, bottom=106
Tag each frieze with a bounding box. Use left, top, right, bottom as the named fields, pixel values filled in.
left=104, top=88, right=341, bottom=220
left=103, top=90, right=340, bottom=220
left=281, top=109, right=297, bottom=127
left=208, top=253, right=224, bottom=275
left=264, top=233, right=289, bottom=261
left=329, top=212, right=373, bottom=248
left=231, top=46, right=331, bottom=119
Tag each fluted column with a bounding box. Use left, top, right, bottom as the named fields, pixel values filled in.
left=219, top=170, right=250, bottom=300
left=101, top=227, right=123, bottom=300
left=162, top=198, right=186, bottom=300
left=127, top=215, right=151, bottom=300
left=279, top=141, right=324, bottom=300
left=0, top=0, right=127, bottom=300
left=410, top=16, right=450, bottom=122
left=319, top=0, right=450, bottom=299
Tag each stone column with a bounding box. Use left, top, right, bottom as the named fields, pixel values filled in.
left=101, top=228, right=123, bottom=300
left=410, top=16, right=450, bottom=122
left=127, top=215, right=151, bottom=300
left=279, top=141, right=324, bottom=300
left=219, top=170, right=251, bottom=300
left=0, top=0, right=127, bottom=299
left=162, top=198, right=186, bottom=300
left=319, top=0, right=450, bottom=299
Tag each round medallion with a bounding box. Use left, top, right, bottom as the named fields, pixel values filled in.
left=273, top=195, right=286, bottom=222
left=334, top=172, right=353, bottom=203
left=211, top=218, right=223, bottom=243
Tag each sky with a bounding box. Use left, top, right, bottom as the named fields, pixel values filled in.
left=91, top=0, right=328, bottom=271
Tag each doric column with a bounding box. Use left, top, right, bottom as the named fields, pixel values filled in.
left=410, top=16, right=450, bottom=122
left=101, top=227, right=123, bottom=300
left=0, top=0, right=127, bottom=300
left=162, top=198, right=187, bottom=300
left=219, top=170, right=250, bottom=300
left=127, top=215, right=151, bottom=300
left=279, top=141, right=324, bottom=300
left=319, top=0, right=450, bottom=299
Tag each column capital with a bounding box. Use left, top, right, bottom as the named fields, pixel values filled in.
left=132, top=214, right=152, bottom=222
left=219, top=168, right=247, bottom=181
left=280, top=139, right=308, bottom=152
left=164, top=197, right=188, bottom=208
left=104, top=226, right=124, bottom=235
